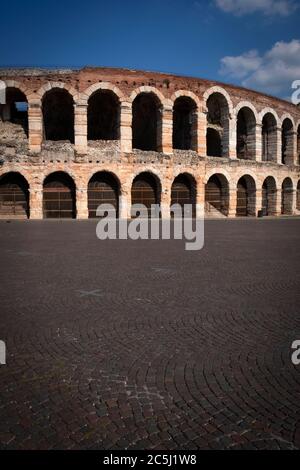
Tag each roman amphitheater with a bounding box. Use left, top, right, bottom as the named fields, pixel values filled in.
left=0, top=66, right=299, bottom=220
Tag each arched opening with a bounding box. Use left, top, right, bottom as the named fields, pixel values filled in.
left=282, top=118, right=294, bottom=165
left=173, top=97, right=197, bottom=150
left=0, top=172, right=29, bottom=218
left=262, top=113, right=277, bottom=162
left=43, top=172, right=76, bottom=219
left=297, top=125, right=300, bottom=165
left=206, top=128, right=222, bottom=157
left=205, top=174, right=229, bottom=216
left=87, top=90, right=120, bottom=141
left=42, top=88, right=74, bottom=142
left=171, top=174, right=196, bottom=217
left=0, top=87, right=28, bottom=139
left=206, top=92, right=230, bottom=157
left=281, top=178, right=293, bottom=215
left=236, top=176, right=256, bottom=217
left=132, top=93, right=161, bottom=151
left=262, top=177, right=277, bottom=216
left=236, top=107, right=256, bottom=160
left=131, top=172, right=160, bottom=217
left=88, top=172, right=120, bottom=218
left=297, top=180, right=300, bottom=211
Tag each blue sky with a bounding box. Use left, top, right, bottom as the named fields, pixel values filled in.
left=1, top=0, right=300, bottom=98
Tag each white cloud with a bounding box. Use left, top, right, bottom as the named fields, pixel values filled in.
left=215, top=0, right=298, bottom=16
left=219, top=39, right=300, bottom=98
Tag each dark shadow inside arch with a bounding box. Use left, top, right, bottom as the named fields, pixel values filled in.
left=88, top=90, right=120, bottom=141
left=206, top=93, right=229, bottom=158
left=205, top=174, right=229, bottom=216
left=236, top=107, right=256, bottom=160
left=132, top=93, right=161, bottom=151
left=282, top=118, right=294, bottom=165
left=171, top=174, right=196, bottom=217
left=262, top=113, right=277, bottom=162
left=43, top=171, right=76, bottom=219
left=297, top=125, right=300, bottom=165
left=173, top=97, right=197, bottom=151
left=42, top=89, right=74, bottom=142
left=262, top=176, right=277, bottom=216
left=281, top=178, right=293, bottom=215
left=88, top=171, right=120, bottom=218
left=236, top=176, right=256, bottom=217
left=297, top=180, right=300, bottom=211
left=131, top=172, right=161, bottom=217
left=0, top=87, right=28, bottom=138
left=0, top=172, right=29, bottom=218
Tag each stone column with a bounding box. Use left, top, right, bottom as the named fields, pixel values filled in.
left=120, top=102, right=132, bottom=153
left=255, top=124, right=262, bottom=162
left=76, top=187, right=88, bottom=219
left=158, top=105, right=173, bottom=154
left=274, top=189, right=282, bottom=216
left=161, top=184, right=171, bottom=219
left=292, top=189, right=297, bottom=214
left=74, top=104, right=87, bottom=154
left=276, top=127, right=282, bottom=164
left=119, top=191, right=130, bottom=219
left=196, top=110, right=206, bottom=156
left=229, top=115, right=237, bottom=159
left=256, top=188, right=262, bottom=216
left=28, top=102, right=42, bottom=153
left=29, top=186, right=43, bottom=219
left=228, top=186, right=237, bottom=217
left=292, top=131, right=298, bottom=166
left=196, top=179, right=205, bottom=218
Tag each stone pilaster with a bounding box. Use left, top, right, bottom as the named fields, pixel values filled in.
left=196, top=110, right=206, bottom=156
left=276, top=127, right=282, bottom=164
left=255, top=124, right=262, bottom=162
left=74, top=104, right=87, bottom=154
left=158, top=105, right=172, bottom=154
left=229, top=115, right=237, bottom=159
left=28, top=102, right=42, bottom=153
left=120, top=102, right=132, bottom=153
left=228, top=187, right=237, bottom=217
left=29, top=186, right=43, bottom=219
left=76, top=187, right=88, bottom=219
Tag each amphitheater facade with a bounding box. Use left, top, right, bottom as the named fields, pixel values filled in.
left=0, top=67, right=299, bottom=219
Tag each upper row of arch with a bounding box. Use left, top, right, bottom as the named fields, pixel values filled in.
left=4, top=79, right=300, bottom=128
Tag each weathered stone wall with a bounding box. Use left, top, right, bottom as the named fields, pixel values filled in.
left=0, top=66, right=299, bottom=219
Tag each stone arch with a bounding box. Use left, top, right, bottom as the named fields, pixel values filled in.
left=234, top=101, right=259, bottom=122
left=131, top=171, right=162, bottom=217
left=205, top=88, right=232, bottom=157
left=260, top=109, right=279, bottom=162
left=172, top=95, right=198, bottom=151
left=42, top=88, right=74, bottom=142
left=36, top=81, right=79, bottom=103
left=82, top=82, right=125, bottom=103
left=281, top=177, right=294, bottom=215
left=2, top=80, right=31, bottom=102
left=171, top=173, right=197, bottom=217
left=131, top=91, right=163, bottom=151
left=262, top=176, right=277, bottom=216
left=205, top=173, right=229, bottom=216
left=203, top=86, right=234, bottom=115
left=236, top=106, right=257, bottom=160
left=87, top=89, right=121, bottom=141
left=0, top=171, right=30, bottom=219
left=236, top=174, right=256, bottom=217
left=43, top=171, right=76, bottom=219
left=0, top=84, right=29, bottom=138
left=281, top=117, right=294, bottom=165
left=87, top=171, right=121, bottom=218
left=129, top=86, right=168, bottom=106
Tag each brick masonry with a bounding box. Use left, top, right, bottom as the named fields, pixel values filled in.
left=0, top=66, right=300, bottom=218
